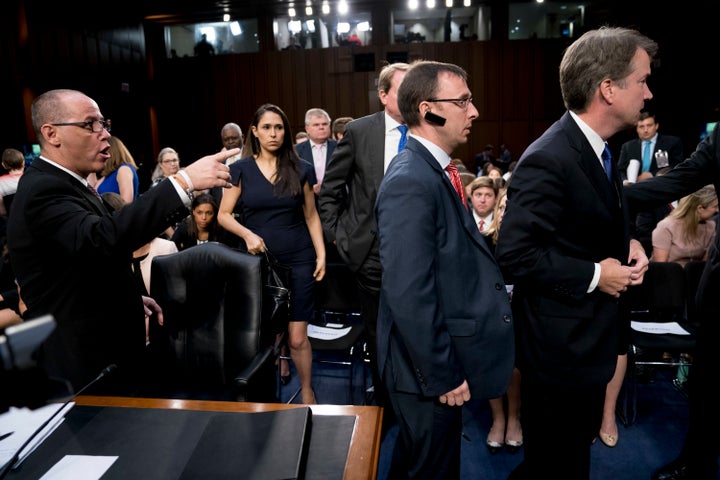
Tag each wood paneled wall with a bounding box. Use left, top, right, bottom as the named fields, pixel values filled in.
left=149, top=40, right=567, bottom=176
left=4, top=1, right=568, bottom=185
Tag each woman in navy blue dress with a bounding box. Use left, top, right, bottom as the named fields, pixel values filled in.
left=218, top=104, right=326, bottom=404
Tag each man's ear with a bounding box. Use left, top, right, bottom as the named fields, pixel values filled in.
left=40, top=125, right=61, bottom=146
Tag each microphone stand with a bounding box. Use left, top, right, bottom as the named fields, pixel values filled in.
left=0, top=364, right=117, bottom=479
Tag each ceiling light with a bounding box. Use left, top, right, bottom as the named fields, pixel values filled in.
left=223, top=13, right=230, bottom=22
left=289, top=7, right=296, bottom=17
left=337, top=22, right=350, bottom=34
left=409, top=0, right=419, bottom=11
left=427, top=0, right=436, bottom=8
left=445, top=0, right=453, bottom=6
left=338, top=0, right=349, bottom=15
left=322, top=1, right=330, bottom=14
left=357, top=21, right=370, bottom=32
left=306, top=6, right=313, bottom=15
left=230, top=21, right=242, bottom=36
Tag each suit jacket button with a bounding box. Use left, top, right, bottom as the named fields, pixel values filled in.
left=495, top=283, right=503, bottom=290
left=503, top=314, right=512, bottom=323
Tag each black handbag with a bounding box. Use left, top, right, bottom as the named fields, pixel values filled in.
left=262, top=250, right=292, bottom=334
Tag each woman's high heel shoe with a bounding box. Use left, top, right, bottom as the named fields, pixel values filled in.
left=504, top=438, right=523, bottom=454
left=599, top=430, right=618, bottom=447
left=486, top=438, right=503, bottom=455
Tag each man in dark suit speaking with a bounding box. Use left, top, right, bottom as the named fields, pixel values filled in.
left=375, top=60, right=514, bottom=479
left=8, top=89, right=236, bottom=396
left=495, top=27, right=652, bottom=479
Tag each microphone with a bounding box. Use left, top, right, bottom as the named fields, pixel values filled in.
left=0, top=364, right=117, bottom=479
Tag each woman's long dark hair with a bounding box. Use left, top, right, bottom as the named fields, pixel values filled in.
left=243, top=103, right=302, bottom=196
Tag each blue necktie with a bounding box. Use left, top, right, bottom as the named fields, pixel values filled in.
left=642, top=140, right=652, bottom=172
left=397, top=125, right=408, bottom=153
left=602, top=144, right=613, bottom=182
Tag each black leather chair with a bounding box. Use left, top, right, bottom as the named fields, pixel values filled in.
left=622, top=261, right=697, bottom=425
left=146, top=242, right=278, bottom=402
left=306, top=261, right=367, bottom=404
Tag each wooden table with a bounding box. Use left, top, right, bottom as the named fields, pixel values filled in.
left=76, top=396, right=383, bottom=480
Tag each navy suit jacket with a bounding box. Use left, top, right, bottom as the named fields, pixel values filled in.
left=7, top=158, right=189, bottom=391
left=319, top=111, right=385, bottom=275
left=375, top=137, right=514, bottom=399
left=617, top=134, right=684, bottom=179
left=496, top=111, right=632, bottom=387
left=295, top=138, right=337, bottom=184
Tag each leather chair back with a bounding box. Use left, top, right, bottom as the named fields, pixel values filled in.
left=147, top=242, right=276, bottom=401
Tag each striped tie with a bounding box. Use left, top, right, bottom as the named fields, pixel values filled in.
left=445, top=163, right=468, bottom=209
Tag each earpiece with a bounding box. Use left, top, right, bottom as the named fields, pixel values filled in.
left=424, top=111, right=447, bottom=126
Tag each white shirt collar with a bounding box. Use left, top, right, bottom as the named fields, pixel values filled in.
left=569, top=111, right=606, bottom=160
left=411, top=134, right=452, bottom=169
left=39, top=155, right=88, bottom=186
left=384, top=112, right=403, bottom=134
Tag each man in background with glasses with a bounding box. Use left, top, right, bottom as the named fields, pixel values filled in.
left=375, top=60, right=514, bottom=479
left=7, top=89, right=236, bottom=397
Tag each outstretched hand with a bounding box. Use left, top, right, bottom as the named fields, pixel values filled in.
left=183, top=148, right=240, bottom=191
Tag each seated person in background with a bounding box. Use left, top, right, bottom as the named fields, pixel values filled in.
left=451, top=157, right=470, bottom=173
left=151, top=147, right=181, bottom=188
left=651, top=184, right=718, bottom=267
left=331, top=116, right=354, bottom=141
left=95, top=135, right=139, bottom=204
left=152, top=147, right=182, bottom=239
left=468, top=176, right=498, bottom=234
left=486, top=165, right=503, bottom=181
left=0, top=148, right=25, bottom=218
left=171, top=192, right=224, bottom=251
left=295, top=132, right=309, bottom=144
left=473, top=144, right=495, bottom=175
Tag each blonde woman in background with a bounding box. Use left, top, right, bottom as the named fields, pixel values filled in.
left=651, top=184, right=718, bottom=266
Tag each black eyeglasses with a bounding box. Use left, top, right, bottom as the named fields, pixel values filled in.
left=427, top=97, right=473, bottom=110
left=50, top=119, right=111, bottom=133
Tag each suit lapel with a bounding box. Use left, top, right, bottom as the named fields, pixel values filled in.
left=408, top=138, right=495, bottom=257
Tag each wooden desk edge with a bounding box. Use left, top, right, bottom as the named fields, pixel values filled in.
left=76, top=396, right=383, bottom=480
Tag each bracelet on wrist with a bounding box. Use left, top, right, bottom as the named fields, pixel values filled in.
left=177, top=169, right=194, bottom=192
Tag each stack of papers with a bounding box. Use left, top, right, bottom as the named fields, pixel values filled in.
left=0, top=402, right=74, bottom=471
left=631, top=321, right=691, bottom=335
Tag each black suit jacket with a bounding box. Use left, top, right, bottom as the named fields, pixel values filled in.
left=375, top=137, right=514, bottom=399
left=7, top=158, right=189, bottom=392
left=617, top=134, right=684, bottom=179
left=318, top=112, right=385, bottom=277
left=295, top=138, right=337, bottom=184
left=625, top=123, right=720, bottom=314
left=496, top=112, right=632, bottom=387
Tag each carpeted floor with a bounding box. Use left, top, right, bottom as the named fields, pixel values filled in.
left=279, top=352, right=695, bottom=480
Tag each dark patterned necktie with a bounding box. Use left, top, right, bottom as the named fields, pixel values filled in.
left=87, top=183, right=102, bottom=200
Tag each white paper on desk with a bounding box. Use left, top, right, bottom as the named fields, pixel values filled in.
left=40, top=455, right=118, bottom=480
left=0, top=402, right=75, bottom=470
left=631, top=321, right=691, bottom=335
